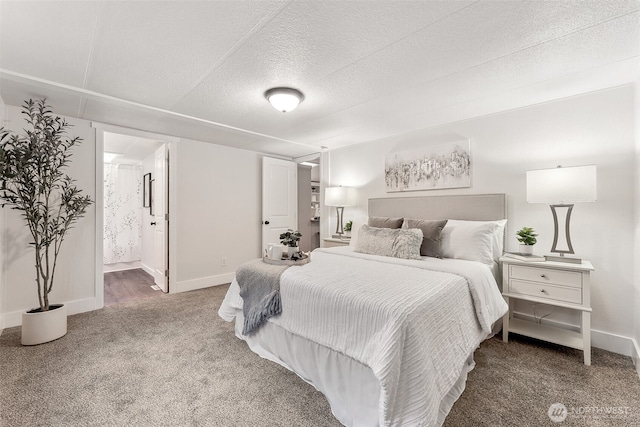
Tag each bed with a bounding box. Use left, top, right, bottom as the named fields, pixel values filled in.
left=219, top=194, right=509, bottom=426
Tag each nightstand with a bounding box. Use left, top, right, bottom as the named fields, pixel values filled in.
left=500, top=256, right=594, bottom=365
left=323, top=238, right=350, bottom=248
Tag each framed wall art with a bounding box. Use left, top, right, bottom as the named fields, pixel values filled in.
left=143, top=173, right=151, bottom=207
left=385, top=139, right=471, bottom=192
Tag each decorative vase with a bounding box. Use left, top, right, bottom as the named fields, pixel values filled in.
left=287, top=246, right=297, bottom=257
left=519, top=244, right=534, bottom=255
left=21, top=304, right=67, bottom=346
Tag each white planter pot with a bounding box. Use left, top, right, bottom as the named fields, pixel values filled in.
left=286, top=246, right=297, bottom=257
left=21, top=304, right=67, bottom=346
left=519, top=244, right=534, bottom=255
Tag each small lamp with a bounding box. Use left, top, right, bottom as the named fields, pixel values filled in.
left=325, top=186, right=356, bottom=238
left=526, top=165, right=597, bottom=263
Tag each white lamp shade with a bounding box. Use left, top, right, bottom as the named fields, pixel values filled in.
left=325, top=186, right=357, bottom=207
left=526, top=165, right=597, bottom=203
left=265, top=88, right=304, bottom=112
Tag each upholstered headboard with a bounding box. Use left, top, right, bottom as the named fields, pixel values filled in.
left=368, top=193, right=507, bottom=291
left=368, top=193, right=506, bottom=221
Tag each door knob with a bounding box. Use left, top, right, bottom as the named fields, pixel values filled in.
left=151, top=222, right=157, bottom=226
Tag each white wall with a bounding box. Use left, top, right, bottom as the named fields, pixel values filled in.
left=1, top=104, right=97, bottom=327
left=328, top=86, right=636, bottom=355
left=172, top=138, right=262, bottom=293
left=0, top=100, right=272, bottom=325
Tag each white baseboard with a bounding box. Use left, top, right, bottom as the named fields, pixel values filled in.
left=632, top=338, right=640, bottom=380
left=172, top=273, right=234, bottom=294
left=1, top=297, right=97, bottom=329
left=513, top=311, right=635, bottom=357
left=1, top=272, right=234, bottom=328
left=140, top=262, right=154, bottom=276
left=103, top=261, right=142, bottom=273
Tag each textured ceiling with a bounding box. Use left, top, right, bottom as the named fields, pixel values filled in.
left=1, top=1, right=639, bottom=159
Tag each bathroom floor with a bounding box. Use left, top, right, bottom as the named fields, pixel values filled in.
left=104, top=268, right=163, bottom=306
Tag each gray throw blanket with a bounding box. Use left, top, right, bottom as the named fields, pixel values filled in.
left=236, top=259, right=290, bottom=335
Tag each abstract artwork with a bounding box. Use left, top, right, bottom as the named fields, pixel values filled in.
left=385, top=140, right=471, bottom=192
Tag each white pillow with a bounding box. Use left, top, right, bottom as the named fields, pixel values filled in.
left=349, top=221, right=362, bottom=247
left=492, top=219, right=508, bottom=260
left=441, top=220, right=501, bottom=265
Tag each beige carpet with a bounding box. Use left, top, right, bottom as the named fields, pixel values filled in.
left=1, top=284, right=639, bottom=426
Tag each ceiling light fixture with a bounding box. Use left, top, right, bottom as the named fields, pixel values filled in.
left=103, top=152, right=122, bottom=163
left=265, top=87, right=304, bottom=113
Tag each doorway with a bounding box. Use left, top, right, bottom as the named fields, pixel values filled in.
left=101, top=131, right=168, bottom=306
left=296, top=155, right=321, bottom=252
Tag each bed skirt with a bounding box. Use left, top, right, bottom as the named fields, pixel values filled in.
left=225, top=308, right=475, bottom=427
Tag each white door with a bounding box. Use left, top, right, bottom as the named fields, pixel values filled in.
left=262, top=157, right=297, bottom=253
left=153, top=144, right=169, bottom=292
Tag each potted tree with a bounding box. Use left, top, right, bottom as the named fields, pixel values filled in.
left=516, top=226, right=538, bottom=255
left=0, top=99, right=93, bottom=345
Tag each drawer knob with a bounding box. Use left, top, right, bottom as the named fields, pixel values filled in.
left=540, top=289, right=547, bottom=294
left=540, top=274, right=548, bottom=279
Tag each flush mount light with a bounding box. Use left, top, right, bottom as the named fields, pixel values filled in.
left=103, top=152, right=122, bottom=163
left=265, top=87, right=304, bottom=113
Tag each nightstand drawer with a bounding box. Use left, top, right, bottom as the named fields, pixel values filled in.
left=509, top=279, right=582, bottom=304
left=510, top=265, right=582, bottom=288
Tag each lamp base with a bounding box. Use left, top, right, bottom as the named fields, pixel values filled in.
left=544, top=254, right=583, bottom=264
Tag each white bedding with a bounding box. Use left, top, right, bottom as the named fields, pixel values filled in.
left=219, top=246, right=507, bottom=426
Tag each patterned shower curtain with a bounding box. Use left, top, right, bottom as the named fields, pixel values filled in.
left=104, top=163, right=143, bottom=264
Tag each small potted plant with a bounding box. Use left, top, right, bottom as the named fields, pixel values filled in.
left=344, top=220, right=353, bottom=237
left=516, top=227, right=538, bottom=255
left=280, top=229, right=302, bottom=257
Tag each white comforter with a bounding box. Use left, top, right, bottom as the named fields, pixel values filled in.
left=220, top=247, right=507, bottom=426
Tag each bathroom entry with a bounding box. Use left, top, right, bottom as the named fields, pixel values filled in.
left=103, top=132, right=168, bottom=305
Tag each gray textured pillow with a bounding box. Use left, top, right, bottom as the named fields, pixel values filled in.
left=368, top=216, right=403, bottom=229
left=402, top=219, right=448, bottom=258
left=354, top=224, right=422, bottom=260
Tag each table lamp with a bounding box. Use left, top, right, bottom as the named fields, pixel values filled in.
left=526, top=165, right=596, bottom=263
left=325, top=186, right=356, bottom=238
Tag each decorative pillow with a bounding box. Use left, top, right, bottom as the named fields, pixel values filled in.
left=402, top=219, right=448, bottom=258
left=367, top=216, right=403, bottom=229
left=355, top=224, right=422, bottom=260
left=441, top=220, right=499, bottom=265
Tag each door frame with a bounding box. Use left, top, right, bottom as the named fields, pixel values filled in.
left=92, top=122, right=179, bottom=308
